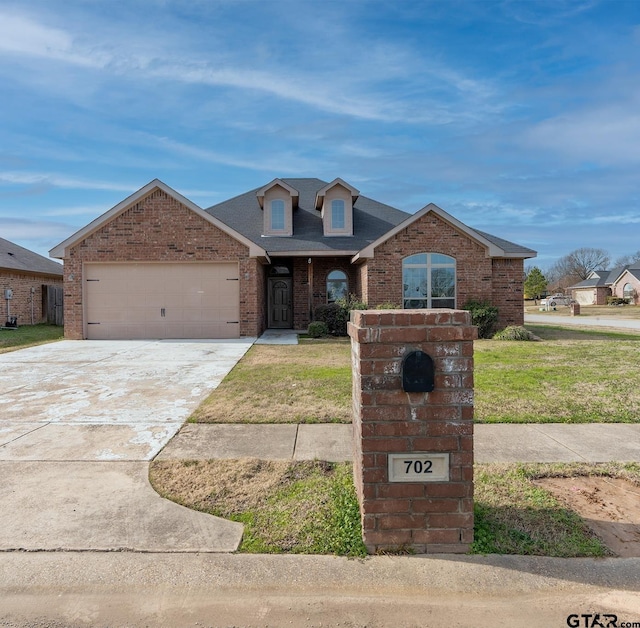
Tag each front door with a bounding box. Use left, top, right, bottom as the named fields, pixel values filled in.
left=268, top=277, right=292, bottom=328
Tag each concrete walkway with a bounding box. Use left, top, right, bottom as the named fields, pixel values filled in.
left=158, top=422, right=640, bottom=463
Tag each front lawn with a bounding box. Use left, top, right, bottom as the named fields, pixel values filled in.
left=191, top=326, right=640, bottom=424
left=0, top=324, right=64, bottom=353
left=191, top=338, right=352, bottom=424
left=475, top=325, right=640, bottom=423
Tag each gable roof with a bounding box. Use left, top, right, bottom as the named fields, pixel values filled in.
left=353, top=203, right=537, bottom=261
left=570, top=265, right=633, bottom=289
left=256, top=178, right=299, bottom=209
left=50, top=179, right=267, bottom=260
left=315, top=178, right=360, bottom=209
left=0, top=237, right=63, bottom=276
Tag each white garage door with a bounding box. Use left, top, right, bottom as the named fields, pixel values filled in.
left=84, top=263, right=240, bottom=339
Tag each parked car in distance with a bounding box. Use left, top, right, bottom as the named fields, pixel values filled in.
left=540, top=294, right=573, bottom=307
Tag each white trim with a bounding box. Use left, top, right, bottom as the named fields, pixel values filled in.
left=267, top=250, right=359, bottom=257
left=256, top=178, right=299, bottom=209
left=49, top=179, right=268, bottom=259
left=315, top=177, right=359, bottom=210
left=351, top=203, right=530, bottom=262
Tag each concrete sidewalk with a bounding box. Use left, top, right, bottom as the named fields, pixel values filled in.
left=157, top=422, right=640, bottom=463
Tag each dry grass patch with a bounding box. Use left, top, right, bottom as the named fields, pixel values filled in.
left=149, top=458, right=366, bottom=556
left=191, top=339, right=352, bottom=424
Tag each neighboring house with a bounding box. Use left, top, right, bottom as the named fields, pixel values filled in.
left=1, top=237, right=63, bottom=326
left=50, top=178, right=536, bottom=340
left=570, top=264, right=640, bottom=305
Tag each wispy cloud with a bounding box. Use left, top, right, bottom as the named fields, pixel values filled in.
left=0, top=171, right=137, bottom=193
left=0, top=8, right=501, bottom=126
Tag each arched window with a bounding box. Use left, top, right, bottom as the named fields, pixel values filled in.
left=402, top=253, right=456, bottom=309
left=327, top=270, right=348, bottom=303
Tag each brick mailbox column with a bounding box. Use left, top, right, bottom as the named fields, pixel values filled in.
left=348, top=309, right=476, bottom=554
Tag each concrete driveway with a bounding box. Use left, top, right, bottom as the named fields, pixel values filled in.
left=0, top=339, right=253, bottom=552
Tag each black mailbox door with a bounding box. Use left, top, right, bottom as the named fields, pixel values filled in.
left=402, top=350, right=435, bottom=393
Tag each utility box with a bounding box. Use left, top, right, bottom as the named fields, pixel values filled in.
left=4, top=289, right=13, bottom=300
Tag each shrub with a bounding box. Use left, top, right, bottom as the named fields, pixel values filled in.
left=462, top=300, right=499, bottom=339
left=307, top=321, right=329, bottom=338
left=607, top=297, right=629, bottom=306
left=314, top=294, right=368, bottom=336
left=375, top=302, right=401, bottom=309
left=492, top=326, right=537, bottom=341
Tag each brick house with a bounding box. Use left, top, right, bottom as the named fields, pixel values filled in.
left=50, top=178, right=536, bottom=340
left=570, top=264, right=640, bottom=305
left=1, top=237, right=63, bottom=326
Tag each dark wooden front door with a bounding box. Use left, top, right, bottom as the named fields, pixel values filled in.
left=268, top=278, right=292, bottom=328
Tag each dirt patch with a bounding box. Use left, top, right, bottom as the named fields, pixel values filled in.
left=536, top=477, right=640, bottom=557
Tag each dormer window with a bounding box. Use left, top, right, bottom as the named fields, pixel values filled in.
left=331, top=200, right=345, bottom=230
left=271, top=199, right=285, bottom=231
left=257, top=178, right=298, bottom=237
left=315, top=178, right=359, bottom=237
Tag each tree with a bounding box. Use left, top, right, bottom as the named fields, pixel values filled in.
left=547, top=248, right=610, bottom=290
left=613, top=250, right=640, bottom=267
left=524, top=267, right=547, bottom=303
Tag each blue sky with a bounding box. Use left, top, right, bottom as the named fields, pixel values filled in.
left=1, top=0, right=638, bottom=270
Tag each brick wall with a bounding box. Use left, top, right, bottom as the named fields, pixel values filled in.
left=361, top=212, right=525, bottom=328
left=292, top=256, right=357, bottom=330
left=63, top=189, right=259, bottom=339
left=491, top=258, right=525, bottom=327
left=348, top=309, right=475, bottom=554
left=0, top=270, right=62, bottom=326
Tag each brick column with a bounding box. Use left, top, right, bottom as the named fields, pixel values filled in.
left=348, top=309, right=476, bottom=554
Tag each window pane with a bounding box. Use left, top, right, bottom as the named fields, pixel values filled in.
left=404, top=253, right=427, bottom=265
left=403, top=266, right=427, bottom=300
left=331, top=200, right=345, bottom=230
left=431, top=253, right=454, bottom=265
left=271, top=200, right=285, bottom=230
left=432, top=298, right=455, bottom=308
left=431, top=268, right=455, bottom=298
left=404, top=298, right=428, bottom=309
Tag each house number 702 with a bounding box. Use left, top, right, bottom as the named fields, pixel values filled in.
left=404, top=460, right=433, bottom=474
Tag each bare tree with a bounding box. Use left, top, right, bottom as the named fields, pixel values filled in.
left=613, top=250, right=640, bottom=267
left=547, top=247, right=610, bottom=290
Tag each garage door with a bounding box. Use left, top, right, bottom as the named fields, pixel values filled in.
left=84, top=263, right=240, bottom=339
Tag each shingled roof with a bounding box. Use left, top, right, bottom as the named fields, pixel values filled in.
left=206, top=177, right=535, bottom=258
left=0, top=237, right=63, bottom=276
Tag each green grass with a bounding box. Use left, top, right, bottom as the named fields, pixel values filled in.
left=474, top=325, right=640, bottom=423
left=191, top=326, right=640, bottom=425
left=0, top=324, right=64, bottom=353
left=150, top=459, right=632, bottom=557
left=472, top=464, right=614, bottom=556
